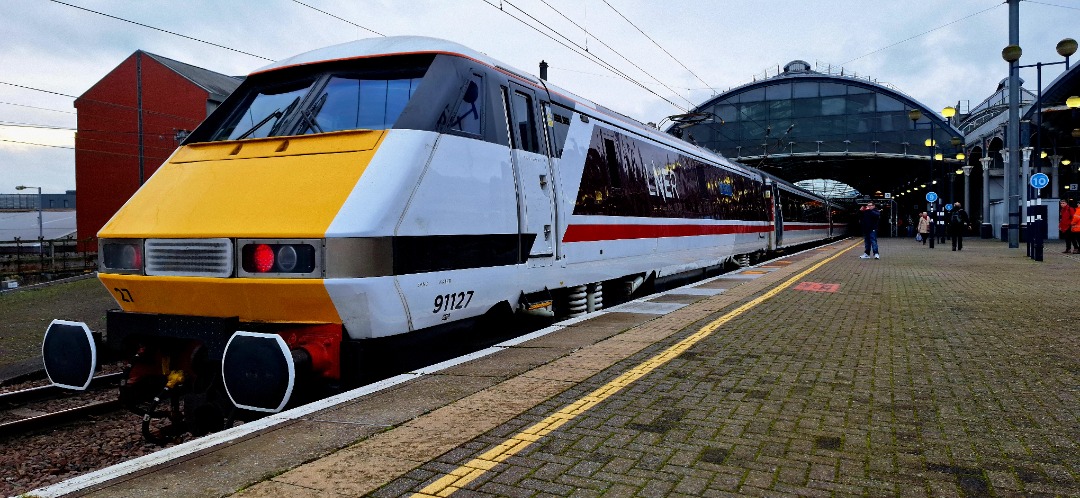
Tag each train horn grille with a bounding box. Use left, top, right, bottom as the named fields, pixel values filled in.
left=145, top=238, right=234, bottom=277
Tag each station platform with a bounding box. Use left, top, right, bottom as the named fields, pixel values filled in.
left=34, top=237, right=1080, bottom=497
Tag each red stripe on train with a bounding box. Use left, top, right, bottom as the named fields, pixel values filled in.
left=561, top=223, right=769, bottom=242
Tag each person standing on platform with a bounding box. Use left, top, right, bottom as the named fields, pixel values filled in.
left=860, top=201, right=880, bottom=259
left=1070, top=199, right=1080, bottom=254
left=917, top=212, right=930, bottom=245
left=949, top=202, right=969, bottom=251
left=1061, top=200, right=1075, bottom=253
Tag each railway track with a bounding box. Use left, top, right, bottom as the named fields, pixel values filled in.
left=0, top=372, right=125, bottom=439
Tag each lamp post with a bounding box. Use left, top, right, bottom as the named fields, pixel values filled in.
left=910, top=109, right=938, bottom=249
left=949, top=169, right=959, bottom=207
left=1050, top=154, right=1062, bottom=195
left=1065, top=158, right=1074, bottom=193
left=1022, top=146, right=1033, bottom=226
left=961, top=165, right=973, bottom=216
left=14, top=185, right=42, bottom=251
left=1017, top=38, right=1077, bottom=180
left=1001, top=0, right=1021, bottom=248
left=979, top=156, right=994, bottom=237
left=1000, top=147, right=1012, bottom=241
left=1064, top=96, right=1080, bottom=197
left=935, top=150, right=946, bottom=243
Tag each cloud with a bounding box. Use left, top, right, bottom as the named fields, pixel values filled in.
left=0, top=0, right=1076, bottom=193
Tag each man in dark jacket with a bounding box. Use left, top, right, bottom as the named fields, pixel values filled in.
left=949, top=202, right=969, bottom=251
left=860, top=201, right=881, bottom=259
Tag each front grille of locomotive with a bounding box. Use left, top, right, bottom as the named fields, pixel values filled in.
left=144, top=238, right=234, bottom=277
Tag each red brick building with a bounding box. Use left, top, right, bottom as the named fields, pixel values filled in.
left=74, top=51, right=241, bottom=249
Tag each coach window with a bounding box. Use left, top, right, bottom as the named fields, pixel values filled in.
left=510, top=90, right=541, bottom=154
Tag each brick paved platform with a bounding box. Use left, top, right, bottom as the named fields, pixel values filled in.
left=54, top=237, right=1079, bottom=497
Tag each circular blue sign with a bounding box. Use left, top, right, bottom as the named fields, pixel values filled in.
left=1030, top=172, right=1049, bottom=189
left=925, top=191, right=938, bottom=202
left=945, top=203, right=953, bottom=211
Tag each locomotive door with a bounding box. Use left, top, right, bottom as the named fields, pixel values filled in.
left=504, top=83, right=556, bottom=265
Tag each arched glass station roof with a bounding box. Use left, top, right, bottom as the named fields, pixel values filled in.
left=670, top=60, right=964, bottom=198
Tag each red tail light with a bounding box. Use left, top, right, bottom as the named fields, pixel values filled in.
left=240, top=242, right=318, bottom=275
left=252, top=244, right=275, bottom=272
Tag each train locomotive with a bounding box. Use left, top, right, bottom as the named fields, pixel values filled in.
left=42, top=36, right=846, bottom=436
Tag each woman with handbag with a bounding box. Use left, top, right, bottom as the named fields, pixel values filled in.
left=916, top=212, right=930, bottom=245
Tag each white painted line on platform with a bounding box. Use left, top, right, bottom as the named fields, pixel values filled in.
left=666, top=287, right=726, bottom=296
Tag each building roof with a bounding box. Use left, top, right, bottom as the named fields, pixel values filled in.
left=672, top=61, right=965, bottom=196
left=143, top=51, right=243, bottom=102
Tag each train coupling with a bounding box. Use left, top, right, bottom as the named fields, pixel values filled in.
left=41, top=320, right=99, bottom=390
left=518, top=289, right=554, bottom=317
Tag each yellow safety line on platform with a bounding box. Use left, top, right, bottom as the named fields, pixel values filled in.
left=412, top=242, right=859, bottom=497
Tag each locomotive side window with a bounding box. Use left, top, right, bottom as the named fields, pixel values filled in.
left=500, top=86, right=516, bottom=149
left=447, top=75, right=483, bottom=136
left=302, top=76, right=423, bottom=134
left=510, top=91, right=540, bottom=153
left=545, top=103, right=569, bottom=158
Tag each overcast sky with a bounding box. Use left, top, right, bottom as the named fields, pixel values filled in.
left=1, top=0, right=1077, bottom=194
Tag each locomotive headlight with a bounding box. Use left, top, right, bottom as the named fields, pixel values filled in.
left=276, top=245, right=299, bottom=272
left=99, top=239, right=144, bottom=274
left=237, top=239, right=321, bottom=278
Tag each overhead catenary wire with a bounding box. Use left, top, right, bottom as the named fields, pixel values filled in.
left=290, top=0, right=387, bottom=36
left=597, top=0, right=716, bottom=94
left=0, top=120, right=190, bottom=142
left=48, top=0, right=274, bottom=62
left=840, top=2, right=1003, bottom=66
left=0, top=81, right=204, bottom=126
left=479, top=0, right=688, bottom=112
left=1024, top=0, right=1080, bottom=12
left=0, top=138, right=73, bottom=150
left=533, top=0, right=696, bottom=109
left=0, top=101, right=76, bottom=114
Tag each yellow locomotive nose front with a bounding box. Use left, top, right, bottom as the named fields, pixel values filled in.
left=97, top=130, right=385, bottom=324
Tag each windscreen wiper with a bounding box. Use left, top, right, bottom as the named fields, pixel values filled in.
left=236, top=97, right=301, bottom=140
left=299, top=93, right=328, bottom=135
left=236, top=108, right=283, bottom=140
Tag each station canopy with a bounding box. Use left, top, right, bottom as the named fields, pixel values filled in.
left=668, top=60, right=964, bottom=199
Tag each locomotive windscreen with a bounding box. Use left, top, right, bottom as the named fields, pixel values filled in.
left=200, top=57, right=433, bottom=142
